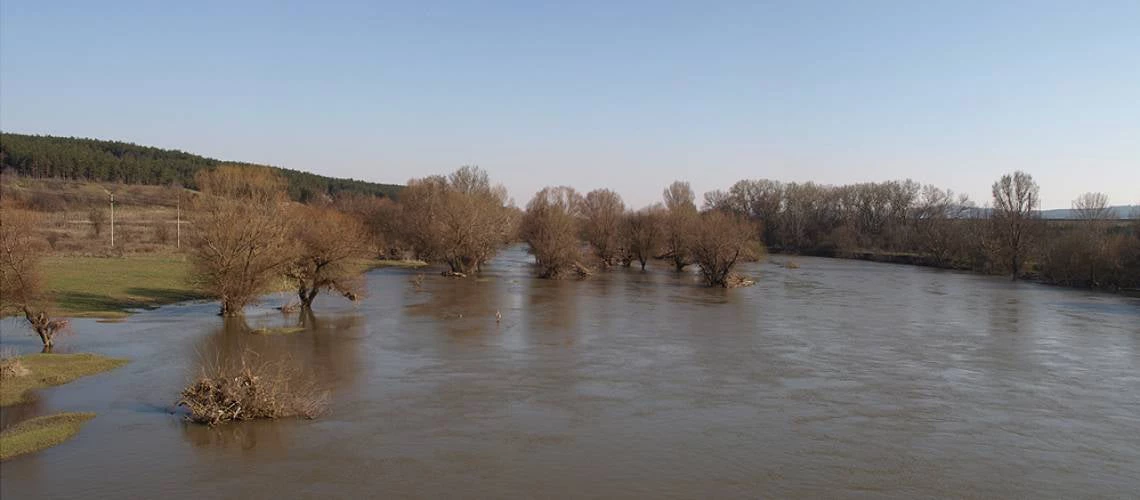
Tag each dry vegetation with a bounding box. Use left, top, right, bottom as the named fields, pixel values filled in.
left=178, top=352, right=328, bottom=426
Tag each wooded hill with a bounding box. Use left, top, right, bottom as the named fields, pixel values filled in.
left=0, top=133, right=402, bottom=201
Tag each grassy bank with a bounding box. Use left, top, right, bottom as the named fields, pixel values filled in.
left=0, top=412, right=96, bottom=461
left=0, top=353, right=129, bottom=406
left=42, top=254, right=204, bottom=318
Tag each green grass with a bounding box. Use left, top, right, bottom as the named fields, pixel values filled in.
left=0, top=412, right=96, bottom=461
left=42, top=255, right=205, bottom=318
left=0, top=353, right=129, bottom=407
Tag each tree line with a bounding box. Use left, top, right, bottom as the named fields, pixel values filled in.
left=4, top=164, right=1137, bottom=349
left=0, top=133, right=402, bottom=202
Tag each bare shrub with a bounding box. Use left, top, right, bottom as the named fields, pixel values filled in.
left=689, top=211, right=763, bottom=287
left=154, top=220, right=171, bottom=244
left=580, top=189, right=626, bottom=266
left=285, top=204, right=371, bottom=309
left=520, top=186, right=584, bottom=278
left=188, top=166, right=296, bottom=316
left=0, top=348, right=30, bottom=378
left=178, top=351, right=328, bottom=426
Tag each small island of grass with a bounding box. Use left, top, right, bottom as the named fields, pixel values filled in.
left=0, top=353, right=129, bottom=407
left=0, top=412, right=96, bottom=461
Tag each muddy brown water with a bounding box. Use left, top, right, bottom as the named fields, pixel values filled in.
left=1, top=247, right=1138, bottom=498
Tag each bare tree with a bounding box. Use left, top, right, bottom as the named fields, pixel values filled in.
left=990, top=171, right=1040, bottom=279
left=662, top=181, right=697, bottom=271
left=285, top=205, right=371, bottom=309
left=520, top=186, right=584, bottom=278
left=0, top=210, right=68, bottom=349
left=189, top=165, right=296, bottom=316
left=689, top=211, right=762, bottom=287
left=910, top=185, right=972, bottom=266
left=400, top=166, right=512, bottom=274
left=1073, top=192, right=1111, bottom=221
left=580, top=189, right=626, bottom=266
left=622, top=205, right=665, bottom=270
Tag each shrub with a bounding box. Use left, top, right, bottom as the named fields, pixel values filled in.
left=178, top=352, right=328, bottom=426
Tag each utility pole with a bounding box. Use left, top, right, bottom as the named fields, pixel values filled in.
left=110, top=192, right=115, bottom=248
left=176, top=190, right=181, bottom=249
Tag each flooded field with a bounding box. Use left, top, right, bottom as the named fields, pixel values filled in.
left=2, top=247, right=1138, bottom=498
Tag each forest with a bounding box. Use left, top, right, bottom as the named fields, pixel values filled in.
left=0, top=133, right=402, bottom=201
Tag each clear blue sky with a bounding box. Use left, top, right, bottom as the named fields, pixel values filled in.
left=2, top=1, right=1137, bottom=209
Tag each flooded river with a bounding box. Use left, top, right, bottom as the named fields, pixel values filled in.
left=2, top=247, right=1138, bottom=498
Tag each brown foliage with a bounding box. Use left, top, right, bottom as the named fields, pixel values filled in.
left=689, top=211, right=762, bottom=287
left=284, top=204, right=371, bottom=309
left=520, top=186, right=584, bottom=278
left=188, top=166, right=296, bottom=315
left=400, top=166, right=513, bottom=274
left=178, top=351, right=328, bottom=426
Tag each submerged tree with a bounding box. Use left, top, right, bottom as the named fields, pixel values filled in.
left=0, top=210, right=69, bottom=350
left=622, top=206, right=665, bottom=270
left=662, top=181, right=698, bottom=271
left=520, top=186, right=584, bottom=278
left=285, top=205, right=371, bottom=309
left=400, top=166, right=513, bottom=275
left=189, top=165, right=296, bottom=316
left=990, top=171, right=1040, bottom=280
left=580, top=188, right=626, bottom=266
left=689, top=211, right=762, bottom=287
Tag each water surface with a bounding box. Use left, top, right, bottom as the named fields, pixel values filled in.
left=2, top=247, right=1138, bottom=498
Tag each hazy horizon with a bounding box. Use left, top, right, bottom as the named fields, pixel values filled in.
left=2, top=1, right=1137, bottom=210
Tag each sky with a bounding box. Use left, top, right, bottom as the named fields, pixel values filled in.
left=1, top=1, right=1137, bottom=209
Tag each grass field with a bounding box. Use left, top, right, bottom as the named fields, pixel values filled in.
left=42, top=254, right=204, bottom=318
left=0, top=353, right=129, bottom=406
left=36, top=254, right=425, bottom=318
left=0, top=412, right=96, bottom=461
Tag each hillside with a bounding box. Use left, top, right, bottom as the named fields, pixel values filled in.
left=0, top=133, right=402, bottom=201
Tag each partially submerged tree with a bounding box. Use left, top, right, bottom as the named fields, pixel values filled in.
left=285, top=205, right=371, bottom=309
left=400, top=166, right=513, bottom=275
left=520, top=186, right=585, bottom=278
left=622, top=206, right=665, bottom=270
left=0, top=210, right=68, bottom=349
left=189, top=165, right=296, bottom=316
left=580, top=189, right=626, bottom=266
left=662, top=181, right=698, bottom=271
left=689, top=211, right=762, bottom=287
left=990, top=171, right=1040, bottom=279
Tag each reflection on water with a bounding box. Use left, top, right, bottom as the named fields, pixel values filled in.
left=1, top=246, right=1138, bottom=498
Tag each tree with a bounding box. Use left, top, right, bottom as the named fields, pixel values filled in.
left=520, top=186, right=584, bottom=278
left=990, top=171, right=1040, bottom=279
left=622, top=206, right=665, bottom=270
left=189, top=165, right=296, bottom=316
left=1073, top=192, right=1111, bottom=221
left=662, top=181, right=697, bottom=271
left=400, top=166, right=512, bottom=274
left=910, top=185, right=972, bottom=266
left=580, top=189, right=626, bottom=266
left=0, top=210, right=68, bottom=349
left=88, top=207, right=107, bottom=237
left=689, top=211, right=762, bottom=287
left=285, top=205, right=371, bottom=309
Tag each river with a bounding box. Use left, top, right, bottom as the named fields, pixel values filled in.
left=2, top=247, right=1138, bottom=498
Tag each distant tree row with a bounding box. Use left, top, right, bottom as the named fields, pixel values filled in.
left=0, top=133, right=402, bottom=201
